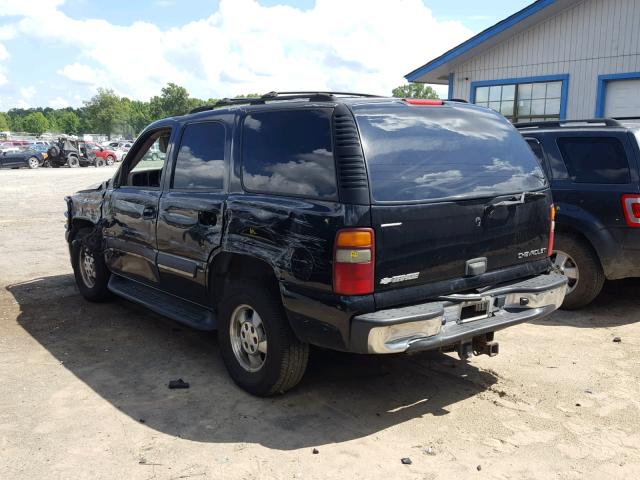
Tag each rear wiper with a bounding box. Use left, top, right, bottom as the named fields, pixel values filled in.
left=485, top=191, right=546, bottom=211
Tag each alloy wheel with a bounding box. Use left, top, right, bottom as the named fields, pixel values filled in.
left=552, top=250, right=579, bottom=294
left=79, top=246, right=97, bottom=288
left=229, top=304, right=268, bottom=372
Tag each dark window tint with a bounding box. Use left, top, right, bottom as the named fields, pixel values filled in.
left=353, top=103, right=547, bottom=202
left=173, top=122, right=225, bottom=189
left=557, top=137, right=630, bottom=184
left=526, top=139, right=545, bottom=163
left=242, top=109, right=337, bottom=199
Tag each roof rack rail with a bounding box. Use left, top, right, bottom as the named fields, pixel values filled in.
left=188, top=91, right=381, bottom=114
left=514, top=118, right=623, bottom=129
left=612, top=116, right=640, bottom=121
left=448, top=98, right=468, bottom=103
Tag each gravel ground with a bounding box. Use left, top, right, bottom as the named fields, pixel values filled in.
left=1, top=167, right=639, bottom=480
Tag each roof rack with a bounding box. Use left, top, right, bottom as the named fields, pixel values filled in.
left=612, top=116, right=640, bottom=121
left=448, top=98, right=468, bottom=103
left=514, top=118, right=623, bottom=129
left=189, top=91, right=381, bottom=114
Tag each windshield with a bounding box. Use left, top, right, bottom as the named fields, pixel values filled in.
left=353, top=103, right=547, bottom=203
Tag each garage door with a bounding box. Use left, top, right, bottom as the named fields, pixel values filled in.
left=604, top=79, right=640, bottom=117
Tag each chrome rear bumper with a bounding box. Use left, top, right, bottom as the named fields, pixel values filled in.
left=350, top=272, right=567, bottom=354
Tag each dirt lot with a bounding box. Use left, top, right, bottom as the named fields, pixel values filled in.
left=1, top=167, right=639, bottom=480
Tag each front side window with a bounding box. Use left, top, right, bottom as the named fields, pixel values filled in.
left=173, top=122, right=225, bottom=190
left=122, top=130, right=170, bottom=188
left=475, top=81, right=562, bottom=123
left=241, top=109, right=337, bottom=199
left=557, top=137, right=630, bottom=184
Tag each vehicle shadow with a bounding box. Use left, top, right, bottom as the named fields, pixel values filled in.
left=532, top=278, right=640, bottom=328
left=6, top=274, right=498, bottom=451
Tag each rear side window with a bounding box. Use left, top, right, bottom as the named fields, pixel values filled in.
left=241, top=109, right=337, bottom=199
left=557, top=137, right=630, bottom=184
left=173, top=122, right=225, bottom=189
left=353, top=103, right=547, bottom=202
left=526, top=139, right=545, bottom=163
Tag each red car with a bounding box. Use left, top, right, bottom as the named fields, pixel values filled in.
left=86, top=143, right=118, bottom=165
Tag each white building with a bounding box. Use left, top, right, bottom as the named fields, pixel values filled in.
left=406, top=0, right=640, bottom=121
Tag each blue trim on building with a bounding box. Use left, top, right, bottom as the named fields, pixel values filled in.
left=469, top=74, right=570, bottom=119
left=405, top=0, right=556, bottom=82
left=595, top=72, right=640, bottom=117
left=447, top=73, right=454, bottom=100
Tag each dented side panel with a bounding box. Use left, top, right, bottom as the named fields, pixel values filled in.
left=221, top=194, right=374, bottom=349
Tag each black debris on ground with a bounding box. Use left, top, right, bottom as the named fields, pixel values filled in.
left=168, top=379, right=190, bottom=389
left=401, top=457, right=412, bottom=465
left=312, top=448, right=319, bottom=454
left=477, top=465, right=482, bottom=471
left=613, top=336, right=622, bottom=343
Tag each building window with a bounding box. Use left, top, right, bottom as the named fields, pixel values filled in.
left=474, top=81, right=562, bottom=123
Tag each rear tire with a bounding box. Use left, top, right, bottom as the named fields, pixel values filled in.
left=27, top=156, right=39, bottom=169
left=552, top=233, right=604, bottom=309
left=218, top=282, right=309, bottom=396
left=95, top=158, right=106, bottom=168
left=71, top=228, right=112, bottom=302
left=67, top=155, right=80, bottom=168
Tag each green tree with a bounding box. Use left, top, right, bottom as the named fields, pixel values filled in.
left=23, top=112, right=49, bottom=135
left=84, top=88, right=124, bottom=138
left=124, top=99, right=151, bottom=136
left=149, top=83, right=191, bottom=119
left=56, top=110, right=80, bottom=135
left=0, top=112, right=9, bottom=130
left=391, top=84, right=439, bottom=99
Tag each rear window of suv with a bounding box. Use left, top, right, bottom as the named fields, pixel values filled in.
left=353, top=103, right=547, bottom=202
left=557, top=137, right=631, bottom=184
left=241, top=109, right=337, bottom=200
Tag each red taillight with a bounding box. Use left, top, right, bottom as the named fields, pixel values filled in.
left=548, top=204, right=556, bottom=256
left=403, top=98, right=444, bottom=106
left=333, top=228, right=374, bottom=295
left=622, top=194, right=640, bottom=227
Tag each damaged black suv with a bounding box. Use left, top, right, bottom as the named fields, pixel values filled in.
left=65, top=92, right=567, bottom=396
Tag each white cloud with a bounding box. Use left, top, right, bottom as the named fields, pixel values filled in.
left=57, top=63, right=99, bottom=85
left=0, top=0, right=473, bottom=102
left=48, top=96, right=70, bottom=108
left=19, top=85, right=36, bottom=99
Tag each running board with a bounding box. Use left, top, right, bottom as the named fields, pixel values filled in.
left=108, top=275, right=216, bottom=331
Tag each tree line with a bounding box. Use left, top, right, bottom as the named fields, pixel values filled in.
left=0, top=83, right=438, bottom=138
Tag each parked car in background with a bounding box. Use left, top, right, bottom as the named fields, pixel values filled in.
left=65, top=92, right=566, bottom=396
left=86, top=143, right=117, bottom=165
left=0, top=147, right=46, bottom=169
left=28, top=144, right=51, bottom=166
left=47, top=137, right=107, bottom=168
left=0, top=143, right=21, bottom=154
left=517, top=118, right=640, bottom=309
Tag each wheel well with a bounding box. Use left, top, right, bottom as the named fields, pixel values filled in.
left=554, top=225, right=603, bottom=266
left=209, top=253, right=279, bottom=309
left=69, top=219, right=97, bottom=242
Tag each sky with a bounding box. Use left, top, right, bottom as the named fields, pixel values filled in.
left=0, top=0, right=533, bottom=110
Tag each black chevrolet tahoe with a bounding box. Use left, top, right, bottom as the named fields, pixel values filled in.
left=65, top=92, right=567, bottom=396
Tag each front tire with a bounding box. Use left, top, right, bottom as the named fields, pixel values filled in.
left=106, top=155, right=115, bottom=166
left=218, top=282, right=309, bottom=396
left=552, top=233, right=604, bottom=309
left=71, top=228, right=111, bottom=302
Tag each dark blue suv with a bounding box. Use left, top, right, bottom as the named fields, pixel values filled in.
left=517, top=119, right=640, bottom=309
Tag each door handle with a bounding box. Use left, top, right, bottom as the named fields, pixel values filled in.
left=198, top=210, right=217, bottom=226
left=142, top=206, right=156, bottom=218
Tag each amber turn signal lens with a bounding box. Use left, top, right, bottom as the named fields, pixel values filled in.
left=336, top=229, right=373, bottom=248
